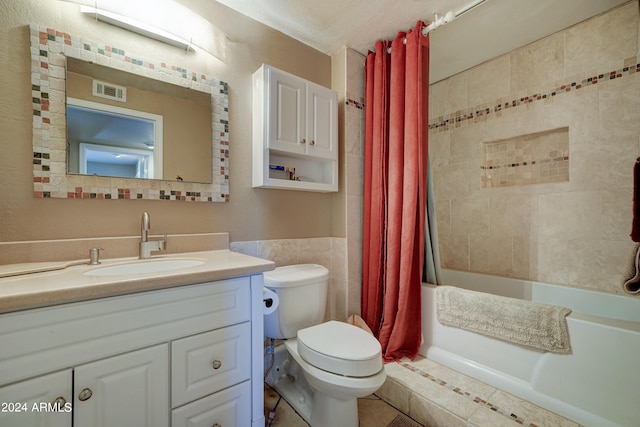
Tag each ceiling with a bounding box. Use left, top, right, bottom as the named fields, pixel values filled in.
left=214, top=0, right=630, bottom=83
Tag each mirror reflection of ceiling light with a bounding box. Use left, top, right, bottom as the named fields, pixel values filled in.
left=80, top=5, right=197, bottom=52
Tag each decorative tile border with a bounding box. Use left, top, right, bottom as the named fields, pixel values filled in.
left=429, top=60, right=640, bottom=132
left=345, top=96, right=365, bottom=110
left=481, top=127, right=569, bottom=188
left=30, top=24, right=229, bottom=202
left=399, top=362, right=542, bottom=427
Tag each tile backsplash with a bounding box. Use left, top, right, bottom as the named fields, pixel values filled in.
left=231, top=237, right=348, bottom=321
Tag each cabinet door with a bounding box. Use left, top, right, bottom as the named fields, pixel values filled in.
left=306, top=82, right=338, bottom=160
left=73, top=344, right=168, bottom=427
left=268, top=67, right=306, bottom=154
left=171, top=380, right=250, bottom=427
left=0, top=369, right=72, bottom=427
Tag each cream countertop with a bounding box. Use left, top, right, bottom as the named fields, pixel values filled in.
left=0, top=250, right=275, bottom=313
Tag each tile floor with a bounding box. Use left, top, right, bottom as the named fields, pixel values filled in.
left=264, top=384, right=421, bottom=427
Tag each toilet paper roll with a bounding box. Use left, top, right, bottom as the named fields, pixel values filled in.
left=262, top=287, right=279, bottom=315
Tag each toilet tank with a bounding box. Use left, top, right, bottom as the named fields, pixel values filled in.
left=263, top=264, right=329, bottom=339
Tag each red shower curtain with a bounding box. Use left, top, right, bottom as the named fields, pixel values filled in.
left=362, top=22, right=429, bottom=362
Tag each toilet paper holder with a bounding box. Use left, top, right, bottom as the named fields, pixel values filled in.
left=262, top=287, right=279, bottom=315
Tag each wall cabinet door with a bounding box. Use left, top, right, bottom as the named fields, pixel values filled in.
left=73, top=344, right=168, bottom=427
left=306, top=82, right=338, bottom=160
left=268, top=67, right=306, bottom=155
left=0, top=369, right=72, bottom=427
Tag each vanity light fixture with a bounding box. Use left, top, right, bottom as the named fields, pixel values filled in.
left=80, top=5, right=197, bottom=52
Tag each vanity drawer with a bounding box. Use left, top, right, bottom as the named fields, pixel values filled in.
left=171, top=322, right=251, bottom=407
left=171, top=380, right=250, bottom=427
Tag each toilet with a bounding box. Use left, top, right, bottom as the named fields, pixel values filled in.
left=263, top=264, right=386, bottom=427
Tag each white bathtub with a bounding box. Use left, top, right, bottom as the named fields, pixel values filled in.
left=420, top=270, right=640, bottom=427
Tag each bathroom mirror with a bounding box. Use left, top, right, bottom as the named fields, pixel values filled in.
left=30, top=24, right=229, bottom=202
left=65, top=58, right=212, bottom=183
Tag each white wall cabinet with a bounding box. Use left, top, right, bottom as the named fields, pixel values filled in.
left=0, top=275, right=265, bottom=427
left=253, top=64, right=338, bottom=192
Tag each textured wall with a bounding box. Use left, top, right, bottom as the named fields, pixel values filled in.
left=430, top=2, right=640, bottom=295
left=0, top=0, right=335, bottom=244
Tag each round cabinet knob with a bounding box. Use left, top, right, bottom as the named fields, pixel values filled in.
left=213, top=424, right=221, bottom=427
left=51, top=396, right=66, bottom=409
left=78, top=388, right=93, bottom=401
left=212, top=360, right=222, bottom=370
left=310, top=140, right=315, bottom=146
left=301, top=138, right=306, bottom=144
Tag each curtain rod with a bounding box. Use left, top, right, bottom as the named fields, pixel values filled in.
left=384, top=0, right=487, bottom=53
left=421, top=0, right=487, bottom=35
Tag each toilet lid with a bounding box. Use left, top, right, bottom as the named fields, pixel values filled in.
left=297, top=321, right=382, bottom=377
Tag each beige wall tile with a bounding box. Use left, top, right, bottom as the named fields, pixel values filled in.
left=537, top=191, right=602, bottom=240
left=572, top=136, right=637, bottom=194
left=450, top=121, right=488, bottom=163
left=467, top=54, right=510, bottom=106
left=564, top=2, right=638, bottom=78
left=451, top=198, right=490, bottom=236
left=490, top=194, right=536, bottom=237
left=469, top=235, right=513, bottom=276
left=510, top=33, right=564, bottom=93
left=512, top=235, right=534, bottom=280
left=536, top=238, right=570, bottom=285
left=438, top=234, right=470, bottom=271
left=601, top=187, right=634, bottom=240
left=429, top=72, right=468, bottom=118
left=432, top=163, right=470, bottom=200
left=346, top=153, right=364, bottom=196
left=566, top=239, right=630, bottom=293
left=435, top=201, right=451, bottom=236
left=345, top=108, right=363, bottom=155
left=599, top=81, right=640, bottom=138
left=346, top=48, right=365, bottom=96
left=428, top=130, right=451, bottom=167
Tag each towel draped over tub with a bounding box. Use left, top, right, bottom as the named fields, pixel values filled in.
left=436, top=286, right=572, bottom=354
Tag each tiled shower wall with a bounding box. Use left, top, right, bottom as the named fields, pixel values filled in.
left=344, top=48, right=366, bottom=317
left=430, top=1, right=640, bottom=295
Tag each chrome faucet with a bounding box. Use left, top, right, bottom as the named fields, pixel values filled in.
left=139, top=211, right=167, bottom=259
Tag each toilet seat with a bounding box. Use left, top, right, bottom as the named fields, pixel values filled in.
left=297, top=321, right=382, bottom=377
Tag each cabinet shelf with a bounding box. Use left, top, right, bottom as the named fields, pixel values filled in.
left=252, top=64, right=338, bottom=192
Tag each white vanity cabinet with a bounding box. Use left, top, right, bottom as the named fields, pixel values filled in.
left=0, top=275, right=265, bottom=427
left=252, top=64, right=338, bottom=192
left=0, top=346, right=169, bottom=427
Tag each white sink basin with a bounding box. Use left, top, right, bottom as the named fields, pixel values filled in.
left=84, top=258, right=205, bottom=276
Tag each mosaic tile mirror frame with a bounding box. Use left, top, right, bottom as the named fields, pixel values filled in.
left=30, top=24, right=229, bottom=202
